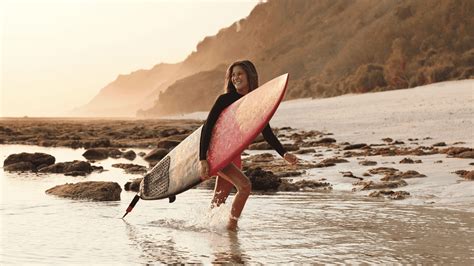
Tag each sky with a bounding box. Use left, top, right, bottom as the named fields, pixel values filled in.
left=0, top=0, right=260, bottom=117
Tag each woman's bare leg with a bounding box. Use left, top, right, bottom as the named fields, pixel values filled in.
left=217, top=163, right=252, bottom=230
left=211, top=176, right=233, bottom=207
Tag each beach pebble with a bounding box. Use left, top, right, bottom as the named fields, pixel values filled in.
left=45, top=181, right=122, bottom=201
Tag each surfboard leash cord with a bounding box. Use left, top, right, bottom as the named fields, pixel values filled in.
left=122, top=194, right=140, bottom=219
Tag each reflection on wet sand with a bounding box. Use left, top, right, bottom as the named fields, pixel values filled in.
left=123, top=220, right=190, bottom=263
left=210, top=231, right=248, bottom=264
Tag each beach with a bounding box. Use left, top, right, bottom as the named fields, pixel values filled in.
left=1, top=80, right=473, bottom=263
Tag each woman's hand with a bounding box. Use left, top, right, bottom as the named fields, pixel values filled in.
left=284, top=152, right=298, bottom=165
left=200, top=160, right=210, bottom=179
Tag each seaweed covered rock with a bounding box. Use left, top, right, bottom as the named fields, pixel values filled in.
left=82, top=148, right=122, bottom=160
left=3, top=152, right=55, bottom=172
left=244, top=167, right=281, bottom=191
left=143, top=148, right=168, bottom=162
left=39, top=160, right=93, bottom=176
left=46, top=181, right=121, bottom=201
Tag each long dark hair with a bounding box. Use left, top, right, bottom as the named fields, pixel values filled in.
left=224, top=60, right=259, bottom=93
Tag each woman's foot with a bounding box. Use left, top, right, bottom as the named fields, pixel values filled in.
left=227, top=216, right=238, bottom=231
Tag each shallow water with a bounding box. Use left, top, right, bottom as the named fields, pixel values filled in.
left=1, top=145, right=473, bottom=264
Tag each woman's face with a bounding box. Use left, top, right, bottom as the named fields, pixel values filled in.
left=231, top=65, right=249, bottom=95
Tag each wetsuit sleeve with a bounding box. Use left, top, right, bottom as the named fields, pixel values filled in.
left=199, top=95, right=230, bottom=161
left=262, top=123, right=287, bottom=157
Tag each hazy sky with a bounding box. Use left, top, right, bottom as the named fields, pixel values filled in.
left=0, top=0, right=259, bottom=117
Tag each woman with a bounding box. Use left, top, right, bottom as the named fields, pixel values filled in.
left=199, top=60, right=298, bottom=230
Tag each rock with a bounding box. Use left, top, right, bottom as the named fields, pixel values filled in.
left=368, top=167, right=399, bottom=175
left=283, top=144, right=299, bottom=151
left=123, top=150, right=137, bottom=160
left=294, top=148, right=316, bottom=154
left=353, top=180, right=408, bottom=190
left=381, top=170, right=426, bottom=181
left=313, top=137, right=336, bottom=144
left=321, top=157, right=349, bottom=164
left=465, top=171, right=474, bottom=180
left=433, top=142, right=447, bottom=147
left=442, top=147, right=474, bottom=158
left=343, top=143, right=368, bottom=150
left=112, top=163, right=147, bottom=174
left=248, top=142, right=271, bottom=150
left=434, top=160, right=443, bottom=163
left=399, top=158, right=422, bottom=164
left=279, top=179, right=332, bottom=191
left=247, top=153, right=274, bottom=162
left=82, top=148, right=122, bottom=160
left=275, top=171, right=304, bottom=178
left=4, top=161, right=36, bottom=172
left=382, top=138, right=393, bottom=143
left=156, top=139, right=181, bottom=150
left=124, top=178, right=143, bottom=192
left=83, top=138, right=111, bottom=148
left=64, top=171, right=88, bottom=176
left=392, top=140, right=405, bottom=145
left=362, top=172, right=371, bottom=177
left=340, top=171, right=363, bottom=180
left=143, top=148, right=168, bottom=162
left=39, top=160, right=93, bottom=176
left=3, top=152, right=55, bottom=172
left=244, top=167, right=281, bottom=191
left=368, top=190, right=410, bottom=200
left=359, top=160, right=377, bottom=166
left=454, top=170, right=474, bottom=180
left=45, top=181, right=121, bottom=201
left=138, top=152, right=146, bottom=157
left=457, top=151, right=474, bottom=159
left=159, top=128, right=180, bottom=137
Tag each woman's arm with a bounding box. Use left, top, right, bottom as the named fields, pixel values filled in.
left=199, top=94, right=234, bottom=161
left=262, top=123, right=298, bottom=164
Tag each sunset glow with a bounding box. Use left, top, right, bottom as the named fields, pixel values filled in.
left=1, top=0, right=259, bottom=117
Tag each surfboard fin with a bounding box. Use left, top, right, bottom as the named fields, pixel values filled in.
left=168, top=195, right=176, bottom=203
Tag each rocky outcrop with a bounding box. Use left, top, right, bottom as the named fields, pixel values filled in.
left=82, top=148, right=122, bottom=160
left=454, top=170, right=474, bottom=180
left=122, top=150, right=137, bottom=160
left=45, top=181, right=122, bottom=201
left=442, top=147, right=474, bottom=159
left=112, top=163, right=147, bottom=174
left=3, top=152, right=55, bottom=172
left=39, top=160, right=93, bottom=176
left=368, top=190, right=410, bottom=200
left=124, top=178, right=143, bottom=192
left=143, top=148, right=168, bottom=162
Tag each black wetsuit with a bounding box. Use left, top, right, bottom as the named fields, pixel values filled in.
left=199, top=91, right=286, bottom=161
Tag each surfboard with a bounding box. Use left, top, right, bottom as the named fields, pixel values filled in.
left=139, top=73, right=289, bottom=201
